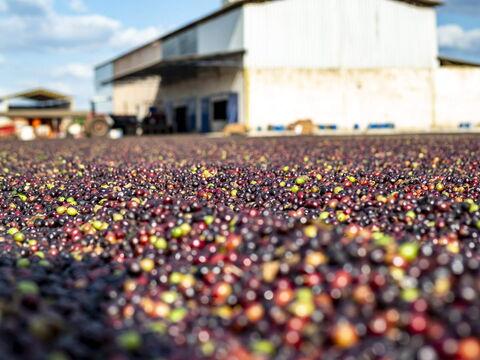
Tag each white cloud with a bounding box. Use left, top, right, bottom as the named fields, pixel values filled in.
left=69, top=0, right=87, bottom=13
left=44, top=81, right=72, bottom=95
left=53, top=63, right=92, bottom=79
left=0, top=54, right=5, bottom=64
left=38, top=14, right=121, bottom=49
left=438, top=24, right=480, bottom=54
left=0, top=0, right=161, bottom=51
left=109, top=26, right=161, bottom=49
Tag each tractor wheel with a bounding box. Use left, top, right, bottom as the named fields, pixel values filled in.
left=88, top=118, right=110, bottom=137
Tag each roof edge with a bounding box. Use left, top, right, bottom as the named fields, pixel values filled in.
left=95, top=39, right=161, bottom=71
left=0, top=88, right=72, bottom=101
left=400, top=0, right=443, bottom=6
left=159, top=0, right=442, bottom=43
left=159, top=0, right=267, bottom=41
left=438, top=55, right=480, bottom=67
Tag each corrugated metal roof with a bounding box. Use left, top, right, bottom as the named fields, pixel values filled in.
left=96, top=0, right=442, bottom=68
left=160, top=0, right=441, bottom=41
left=0, top=88, right=72, bottom=101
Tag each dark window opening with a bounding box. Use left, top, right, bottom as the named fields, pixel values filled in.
left=175, top=106, right=188, bottom=133
left=212, top=100, right=228, bottom=122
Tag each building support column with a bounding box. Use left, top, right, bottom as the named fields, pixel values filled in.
left=429, top=68, right=437, bottom=130
left=243, top=68, right=250, bottom=129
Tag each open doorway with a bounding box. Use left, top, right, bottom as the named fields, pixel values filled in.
left=200, top=93, right=238, bottom=133
left=212, top=99, right=228, bottom=132
left=175, top=106, right=188, bottom=133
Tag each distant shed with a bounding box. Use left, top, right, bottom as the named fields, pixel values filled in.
left=0, top=88, right=87, bottom=137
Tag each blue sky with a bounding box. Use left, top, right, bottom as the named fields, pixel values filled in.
left=0, top=0, right=479, bottom=109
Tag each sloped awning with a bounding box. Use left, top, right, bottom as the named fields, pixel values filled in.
left=106, top=50, right=245, bottom=84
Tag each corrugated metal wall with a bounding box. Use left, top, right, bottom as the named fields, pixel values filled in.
left=197, top=8, right=244, bottom=55
left=95, top=63, right=113, bottom=91
left=162, top=8, right=244, bottom=59
left=94, top=63, right=114, bottom=113
left=244, top=0, right=437, bottom=69
left=163, top=28, right=198, bottom=59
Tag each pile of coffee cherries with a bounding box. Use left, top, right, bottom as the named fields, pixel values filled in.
left=0, top=135, right=479, bottom=359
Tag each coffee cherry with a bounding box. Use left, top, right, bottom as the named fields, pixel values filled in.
left=399, top=242, right=419, bottom=262
left=139, top=258, right=155, bottom=272
left=66, top=207, right=78, bottom=216
left=13, top=231, right=25, bottom=243
left=117, top=331, right=142, bottom=351
left=457, top=338, right=480, bottom=360
left=245, top=303, right=264, bottom=323
left=212, top=282, right=232, bottom=304
left=332, top=321, right=359, bottom=348
left=56, top=206, right=67, bottom=215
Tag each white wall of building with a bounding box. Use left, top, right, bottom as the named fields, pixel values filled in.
left=435, top=67, right=480, bottom=129
left=113, top=77, right=161, bottom=118
left=244, top=0, right=437, bottom=69
left=246, top=68, right=434, bottom=131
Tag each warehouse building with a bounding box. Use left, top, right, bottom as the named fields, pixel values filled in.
left=95, top=0, right=480, bottom=133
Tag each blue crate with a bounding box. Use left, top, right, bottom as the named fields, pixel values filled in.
left=270, top=125, right=286, bottom=132
left=459, top=123, right=471, bottom=129
left=368, top=123, right=395, bottom=130
left=318, top=124, right=337, bottom=130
